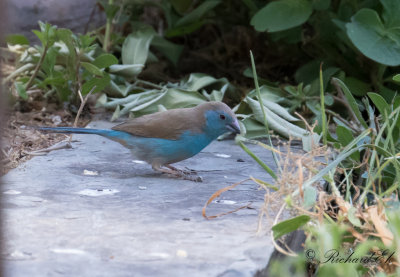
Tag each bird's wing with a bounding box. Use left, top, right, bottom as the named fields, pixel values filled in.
left=111, top=107, right=205, bottom=140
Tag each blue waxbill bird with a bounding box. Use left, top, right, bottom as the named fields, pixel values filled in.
left=38, top=101, right=241, bottom=181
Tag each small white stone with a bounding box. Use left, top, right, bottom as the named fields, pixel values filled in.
left=51, top=248, right=86, bottom=255
left=77, top=189, right=119, bottom=197
left=3, top=190, right=22, bottom=195
left=176, top=249, right=188, bottom=258
left=215, top=200, right=237, bottom=205
left=132, top=160, right=146, bottom=164
left=83, top=169, right=98, bottom=176
left=214, top=153, right=231, bottom=158
left=149, top=252, right=170, bottom=259
left=138, top=186, right=147, bottom=190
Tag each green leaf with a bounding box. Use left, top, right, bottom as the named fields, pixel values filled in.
left=393, top=74, right=400, bottom=82
left=15, top=82, right=28, bottom=100
left=324, top=95, right=334, bottom=106
left=151, top=35, right=183, bottom=65
left=348, top=207, right=362, bottom=227
left=165, top=20, right=205, bottom=37
left=346, top=8, right=400, bottom=66
left=93, top=54, right=118, bottom=69
left=81, top=74, right=111, bottom=95
left=79, top=34, right=96, bottom=49
left=272, top=215, right=311, bottom=240
left=344, top=77, right=371, bottom=97
left=336, top=126, right=354, bottom=147
left=251, top=0, right=313, bottom=32
left=332, top=78, right=368, bottom=129
left=6, top=34, right=29, bottom=45
left=170, top=0, right=193, bottom=14
left=313, top=0, right=330, bottom=10
left=108, top=64, right=144, bottom=78
left=122, top=28, right=155, bottom=65
left=245, top=96, right=307, bottom=139
left=80, top=62, right=104, bottom=77
left=336, top=125, right=359, bottom=160
left=367, top=92, right=390, bottom=118
left=304, top=186, right=317, bottom=208
left=174, top=0, right=221, bottom=27
left=380, top=0, right=400, bottom=28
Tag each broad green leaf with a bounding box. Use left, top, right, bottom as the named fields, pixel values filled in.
left=251, top=0, right=312, bottom=32
left=344, top=77, right=371, bottom=97
left=151, top=35, right=184, bottom=65
left=93, top=54, right=118, bottom=69
left=130, top=88, right=207, bottom=117
left=122, top=28, right=155, bottom=65
left=247, top=85, right=285, bottom=103
left=346, top=9, right=400, bottom=66
left=241, top=117, right=268, bottom=138
left=186, top=74, right=220, bottom=91
left=393, top=74, right=400, bottom=82
left=174, top=0, right=221, bottom=27
left=81, top=62, right=104, bottom=77
left=272, top=215, right=311, bottom=240
left=109, top=64, right=144, bottom=78
left=245, top=96, right=307, bottom=139
left=6, top=34, right=29, bottom=45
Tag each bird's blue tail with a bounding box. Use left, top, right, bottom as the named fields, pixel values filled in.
left=38, top=126, right=137, bottom=148
left=37, top=127, right=113, bottom=136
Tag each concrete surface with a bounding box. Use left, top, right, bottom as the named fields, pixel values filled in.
left=2, top=120, right=280, bottom=277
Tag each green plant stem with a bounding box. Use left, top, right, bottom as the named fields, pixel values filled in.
left=237, top=140, right=277, bottom=180
left=25, top=45, right=48, bottom=90
left=103, top=0, right=114, bottom=52
left=135, top=79, right=164, bottom=89
left=319, top=63, right=327, bottom=145
left=249, top=50, right=281, bottom=172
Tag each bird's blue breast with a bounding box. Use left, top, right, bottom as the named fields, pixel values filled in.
left=105, top=130, right=214, bottom=165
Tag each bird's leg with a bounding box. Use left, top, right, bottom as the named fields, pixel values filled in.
left=165, top=165, right=198, bottom=175
left=152, top=164, right=202, bottom=182
left=152, top=164, right=181, bottom=177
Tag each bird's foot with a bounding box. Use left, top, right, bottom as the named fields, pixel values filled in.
left=153, top=165, right=202, bottom=182
left=166, top=165, right=198, bottom=175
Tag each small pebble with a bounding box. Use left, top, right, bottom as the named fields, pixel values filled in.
left=83, top=169, right=98, bottom=176
left=215, top=200, right=237, bottom=205
left=214, top=153, right=231, bottom=158
left=138, top=186, right=147, bottom=190
left=3, top=190, right=21, bottom=195
left=176, top=249, right=188, bottom=258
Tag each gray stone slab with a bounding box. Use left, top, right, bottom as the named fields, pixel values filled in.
left=1, top=120, right=279, bottom=277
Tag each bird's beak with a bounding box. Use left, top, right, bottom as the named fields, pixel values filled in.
left=226, top=119, right=241, bottom=134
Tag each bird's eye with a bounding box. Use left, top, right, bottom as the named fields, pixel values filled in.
left=220, top=114, right=226, bottom=120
